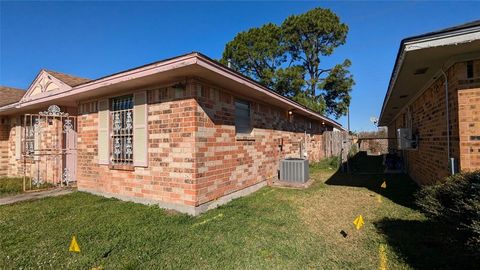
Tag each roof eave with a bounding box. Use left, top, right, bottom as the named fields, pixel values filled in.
left=0, top=52, right=344, bottom=130
left=194, top=54, right=344, bottom=130
left=379, top=22, right=480, bottom=126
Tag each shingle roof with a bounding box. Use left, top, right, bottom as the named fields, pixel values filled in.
left=0, top=86, right=25, bottom=107
left=45, top=70, right=91, bottom=87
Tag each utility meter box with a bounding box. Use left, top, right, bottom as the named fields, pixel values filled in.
left=397, top=128, right=417, bottom=150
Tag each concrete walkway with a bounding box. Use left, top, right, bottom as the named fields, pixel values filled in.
left=0, top=188, right=74, bottom=206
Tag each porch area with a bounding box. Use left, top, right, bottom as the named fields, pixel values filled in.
left=0, top=105, right=78, bottom=192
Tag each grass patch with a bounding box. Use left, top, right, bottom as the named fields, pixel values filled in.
left=0, top=155, right=475, bottom=269
left=310, top=156, right=340, bottom=173
left=0, top=177, right=25, bottom=197
left=0, top=177, right=54, bottom=198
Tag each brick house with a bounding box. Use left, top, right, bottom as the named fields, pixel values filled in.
left=379, top=21, right=480, bottom=185
left=0, top=86, right=25, bottom=176
left=0, top=52, right=344, bottom=214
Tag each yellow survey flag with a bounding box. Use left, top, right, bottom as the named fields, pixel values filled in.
left=353, top=215, right=365, bottom=230
left=381, top=181, right=387, bottom=189
left=69, top=235, right=81, bottom=253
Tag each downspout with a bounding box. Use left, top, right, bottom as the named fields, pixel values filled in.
left=441, top=68, right=453, bottom=175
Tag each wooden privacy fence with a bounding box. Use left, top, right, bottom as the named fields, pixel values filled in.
left=356, top=130, right=389, bottom=155
left=322, top=131, right=351, bottom=163
left=357, top=137, right=389, bottom=155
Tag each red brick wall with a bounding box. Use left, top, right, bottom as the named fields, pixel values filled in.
left=75, top=78, right=335, bottom=211
left=458, top=88, right=480, bottom=171
left=192, top=79, right=327, bottom=205
left=0, top=117, right=10, bottom=176
left=77, top=88, right=199, bottom=207
left=7, top=116, right=22, bottom=176
left=388, top=60, right=480, bottom=184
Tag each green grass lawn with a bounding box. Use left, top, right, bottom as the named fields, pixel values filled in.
left=0, top=177, right=56, bottom=198
left=0, top=156, right=476, bottom=269
left=0, top=177, right=25, bottom=197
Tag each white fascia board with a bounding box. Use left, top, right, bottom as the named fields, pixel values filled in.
left=404, top=28, right=480, bottom=51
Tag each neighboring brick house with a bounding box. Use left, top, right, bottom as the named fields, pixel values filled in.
left=379, top=21, right=480, bottom=185
left=0, top=52, right=345, bottom=214
left=0, top=86, right=26, bottom=176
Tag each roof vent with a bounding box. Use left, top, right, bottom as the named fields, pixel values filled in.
left=399, top=95, right=408, bottom=99
left=414, top=67, right=428, bottom=75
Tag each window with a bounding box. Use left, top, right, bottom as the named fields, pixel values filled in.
left=467, top=61, right=474, bottom=79
left=23, top=116, right=39, bottom=157
left=25, top=123, right=35, bottom=157
left=235, top=99, right=252, bottom=134
left=110, top=95, right=134, bottom=164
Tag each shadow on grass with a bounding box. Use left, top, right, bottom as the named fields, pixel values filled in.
left=375, top=218, right=479, bottom=270
left=324, top=151, right=479, bottom=269
left=325, top=151, right=419, bottom=209
left=347, top=151, right=385, bottom=174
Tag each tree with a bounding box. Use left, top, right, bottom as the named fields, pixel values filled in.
left=273, top=66, right=305, bottom=97
left=322, top=60, right=354, bottom=117
left=221, top=8, right=354, bottom=118
left=221, top=23, right=286, bottom=89
left=282, top=8, right=353, bottom=118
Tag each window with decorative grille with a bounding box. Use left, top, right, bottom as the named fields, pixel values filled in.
left=23, top=116, right=38, bottom=157
left=110, top=95, right=134, bottom=165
